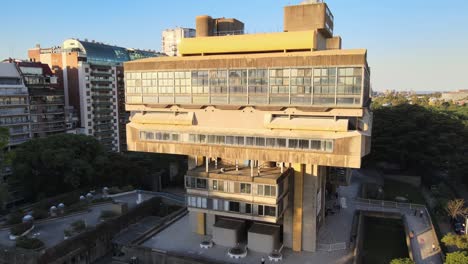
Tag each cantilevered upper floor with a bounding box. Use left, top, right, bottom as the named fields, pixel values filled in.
left=124, top=49, right=370, bottom=108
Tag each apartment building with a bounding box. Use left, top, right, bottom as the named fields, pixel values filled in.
left=125, top=1, right=371, bottom=253
left=17, top=62, right=66, bottom=138
left=162, top=27, right=196, bottom=56
left=29, top=40, right=161, bottom=151
left=0, top=63, right=30, bottom=147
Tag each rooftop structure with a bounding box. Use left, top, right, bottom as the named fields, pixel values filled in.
left=124, top=0, right=372, bottom=258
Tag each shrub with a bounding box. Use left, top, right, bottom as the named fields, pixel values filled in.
left=71, top=220, right=86, bottom=232
left=121, top=185, right=134, bottom=193
left=7, top=210, right=24, bottom=225
left=91, top=197, right=112, bottom=204
left=108, top=187, right=121, bottom=195
left=10, top=222, right=33, bottom=236
left=32, top=208, right=49, bottom=220
left=446, top=251, right=468, bottom=264
left=100, top=210, right=119, bottom=220
left=63, top=229, right=72, bottom=237
left=15, top=236, right=44, bottom=250
left=390, top=258, right=415, bottom=264
left=65, top=201, right=89, bottom=214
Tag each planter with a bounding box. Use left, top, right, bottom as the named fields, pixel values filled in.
left=9, top=224, right=35, bottom=241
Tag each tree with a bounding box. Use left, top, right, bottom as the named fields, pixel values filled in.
left=442, top=233, right=468, bottom=250
left=11, top=134, right=147, bottom=202
left=367, top=104, right=468, bottom=185
left=446, top=199, right=468, bottom=220
left=445, top=251, right=468, bottom=264
left=0, top=127, right=9, bottom=210
left=390, top=258, right=415, bottom=264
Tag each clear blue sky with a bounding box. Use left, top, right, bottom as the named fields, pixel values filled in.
left=1, top=0, right=467, bottom=91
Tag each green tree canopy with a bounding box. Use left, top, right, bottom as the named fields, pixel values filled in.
left=445, top=251, right=468, bottom=264
left=389, top=258, right=415, bottom=264
left=11, top=134, right=145, bottom=201
left=442, top=233, right=468, bottom=250
left=368, top=104, right=468, bottom=184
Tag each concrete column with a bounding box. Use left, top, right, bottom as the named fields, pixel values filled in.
left=302, top=164, right=318, bottom=252
left=292, top=163, right=304, bottom=252
left=196, top=212, right=206, bottom=235
left=250, top=160, right=254, bottom=177
left=206, top=157, right=210, bottom=173
left=291, top=163, right=321, bottom=252
left=188, top=156, right=198, bottom=170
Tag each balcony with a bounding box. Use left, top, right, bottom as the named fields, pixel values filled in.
left=90, top=77, right=114, bottom=83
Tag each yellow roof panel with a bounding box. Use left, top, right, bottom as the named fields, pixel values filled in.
left=178, top=30, right=316, bottom=55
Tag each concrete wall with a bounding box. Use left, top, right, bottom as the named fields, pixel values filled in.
left=248, top=229, right=280, bottom=253
left=206, top=213, right=215, bottom=235
left=212, top=225, right=242, bottom=247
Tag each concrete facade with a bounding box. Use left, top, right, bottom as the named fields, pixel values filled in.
left=124, top=1, right=371, bottom=254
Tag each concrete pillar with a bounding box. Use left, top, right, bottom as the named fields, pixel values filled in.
left=291, top=163, right=321, bottom=252
left=206, top=213, right=215, bottom=235
left=292, top=163, right=304, bottom=252
left=188, top=156, right=199, bottom=170
left=250, top=160, right=254, bottom=177
left=206, top=157, right=210, bottom=173
left=302, top=164, right=318, bottom=252
left=196, top=212, right=206, bottom=235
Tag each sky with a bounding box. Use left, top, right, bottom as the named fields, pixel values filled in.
left=1, top=0, right=467, bottom=92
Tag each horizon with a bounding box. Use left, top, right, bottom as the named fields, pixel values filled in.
left=1, top=0, right=467, bottom=92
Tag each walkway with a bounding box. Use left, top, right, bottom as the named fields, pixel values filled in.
left=354, top=198, right=444, bottom=264
left=319, top=170, right=444, bottom=264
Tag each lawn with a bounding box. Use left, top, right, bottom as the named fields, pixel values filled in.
left=383, top=179, right=426, bottom=204
left=362, top=217, right=409, bottom=264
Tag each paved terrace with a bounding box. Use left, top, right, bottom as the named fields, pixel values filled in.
left=140, top=171, right=443, bottom=264
left=0, top=191, right=159, bottom=248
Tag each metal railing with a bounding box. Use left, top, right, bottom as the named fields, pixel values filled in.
left=317, top=242, right=347, bottom=252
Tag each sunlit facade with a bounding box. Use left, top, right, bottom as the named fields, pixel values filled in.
left=125, top=1, right=372, bottom=253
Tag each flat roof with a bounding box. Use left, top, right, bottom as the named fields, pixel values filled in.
left=126, top=48, right=367, bottom=65
left=124, top=48, right=367, bottom=71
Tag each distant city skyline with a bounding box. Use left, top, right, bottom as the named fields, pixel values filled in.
left=1, top=0, right=467, bottom=91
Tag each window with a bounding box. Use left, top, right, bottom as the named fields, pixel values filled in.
left=258, top=205, right=276, bottom=217
left=229, top=70, right=247, bottom=94
left=240, top=183, right=251, bottom=194
left=196, top=178, right=207, bottom=189
left=209, top=70, right=228, bottom=94
left=245, top=203, right=252, bottom=214
left=213, top=199, right=218, bottom=210
left=212, top=180, right=224, bottom=192
left=258, top=184, right=276, bottom=197
left=174, top=71, right=190, bottom=94
left=192, top=71, right=208, bottom=94
left=229, top=201, right=240, bottom=212
left=265, top=206, right=276, bottom=217
left=157, top=72, right=174, bottom=94
left=264, top=185, right=276, bottom=197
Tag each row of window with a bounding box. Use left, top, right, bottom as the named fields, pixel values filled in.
left=139, top=131, right=334, bottom=152
left=185, top=176, right=277, bottom=197
left=125, top=67, right=364, bottom=106
left=187, top=196, right=277, bottom=217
